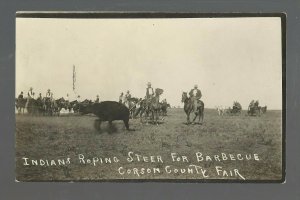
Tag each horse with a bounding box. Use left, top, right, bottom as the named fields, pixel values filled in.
left=149, top=95, right=161, bottom=124
left=159, top=101, right=170, bottom=116
left=26, top=98, right=44, bottom=115
left=15, top=98, right=26, bottom=114
left=70, top=100, right=80, bottom=113
left=181, top=92, right=204, bottom=124
left=126, top=97, right=139, bottom=119
left=260, top=106, right=267, bottom=114
left=133, top=99, right=148, bottom=122
left=42, top=97, right=60, bottom=116
left=227, top=101, right=242, bottom=115
left=216, top=106, right=225, bottom=116
left=50, top=98, right=64, bottom=116
left=55, top=97, right=71, bottom=114
left=147, top=88, right=164, bottom=124
left=136, top=89, right=163, bottom=124
left=248, top=100, right=261, bottom=116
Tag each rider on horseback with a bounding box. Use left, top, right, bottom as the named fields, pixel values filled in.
left=25, top=87, right=34, bottom=109
left=146, top=82, right=154, bottom=111
left=64, top=93, right=70, bottom=109
left=125, top=91, right=131, bottom=100
left=124, top=91, right=131, bottom=107
left=146, top=82, right=154, bottom=99
left=119, top=92, right=124, bottom=103
left=95, top=95, right=100, bottom=103
left=46, top=89, right=51, bottom=98
left=18, top=91, right=24, bottom=100
left=37, top=93, right=42, bottom=101
left=189, top=84, right=202, bottom=112
left=27, top=87, right=34, bottom=98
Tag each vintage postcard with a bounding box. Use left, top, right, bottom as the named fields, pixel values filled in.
left=15, top=13, right=285, bottom=182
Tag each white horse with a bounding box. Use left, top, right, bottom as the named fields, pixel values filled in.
left=216, top=106, right=226, bottom=116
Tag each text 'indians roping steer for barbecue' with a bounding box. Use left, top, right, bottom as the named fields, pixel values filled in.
left=79, top=101, right=131, bottom=131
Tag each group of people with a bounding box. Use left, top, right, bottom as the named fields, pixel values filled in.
left=17, top=82, right=203, bottom=113
left=17, top=87, right=55, bottom=109
left=17, top=87, right=101, bottom=110
left=118, top=82, right=202, bottom=112
left=119, top=90, right=132, bottom=105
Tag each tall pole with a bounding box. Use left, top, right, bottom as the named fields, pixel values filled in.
left=73, top=65, right=76, bottom=95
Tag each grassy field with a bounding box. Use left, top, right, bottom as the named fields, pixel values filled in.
left=15, top=108, right=283, bottom=182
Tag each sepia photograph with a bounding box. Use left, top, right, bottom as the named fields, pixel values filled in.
left=15, top=13, right=285, bottom=182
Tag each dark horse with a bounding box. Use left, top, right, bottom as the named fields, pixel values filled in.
left=15, top=98, right=26, bottom=114
left=148, top=88, right=164, bottom=125
left=248, top=100, right=261, bottom=116
left=134, top=89, right=163, bottom=125
left=181, top=92, right=204, bottom=124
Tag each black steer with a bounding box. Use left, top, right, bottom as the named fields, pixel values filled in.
left=79, top=101, right=130, bottom=131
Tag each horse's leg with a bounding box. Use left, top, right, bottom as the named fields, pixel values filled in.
left=200, top=108, right=204, bottom=124
left=151, top=109, right=155, bottom=121
left=155, top=110, right=159, bottom=125
left=192, top=112, right=198, bottom=123
left=151, top=110, right=154, bottom=124
left=186, top=111, right=191, bottom=124
left=199, top=110, right=202, bottom=124
left=139, top=109, right=144, bottom=123
left=134, top=107, right=140, bottom=119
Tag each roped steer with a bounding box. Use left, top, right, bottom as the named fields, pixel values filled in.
left=79, top=101, right=130, bottom=131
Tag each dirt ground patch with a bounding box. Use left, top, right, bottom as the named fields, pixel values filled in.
left=15, top=108, right=282, bottom=181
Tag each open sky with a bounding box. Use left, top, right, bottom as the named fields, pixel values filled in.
left=16, top=17, right=282, bottom=109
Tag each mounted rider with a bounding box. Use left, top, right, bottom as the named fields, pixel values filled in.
left=42, top=89, right=51, bottom=111
left=124, top=90, right=131, bottom=107
left=64, top=93, right=70, bottom=108
left=77, top=95, right=81, bottom=103
left=27, top=87, right=34, bottom=99
left=25, top=87, right=34, bottom=109
left=50, top=92, right=55, bottom=105
left=248, top=100, right=255, bottom=111
left=65, top=93, right=69, bottom=102
left=146, top=82, right=154, bottom=110
left=16, top=91, right=24, bottom=111
left=95, top=95, right=100, bottom=103
left=146, top=82, right=154, bottom=99
left=37, top=93, right=43, bottom=101
left=45, top=89, right=51, bottom=98
left=189, top=84, right=202, bottom=112
left=119, top=92, right=124, bottom=103
left=35, top=93, right=43, bottom=109
left=18, top=91, right=24, bottom=100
